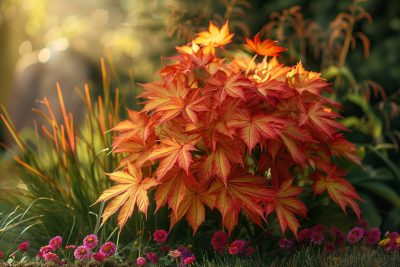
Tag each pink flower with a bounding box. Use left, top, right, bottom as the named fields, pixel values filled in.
left=65, top=245, right=76, bottom=250
left=211, top=231, right=228, bottom=252
left=146, top=252, right=159, bottom=264
left=228, top=246, right=238, bottom=255
left=43, top=252, right=59, bottom=263
left=92, top=252, right=106, bottom=262
left=0, top=251, right=4, bottom=259
left=310, top=231, right=324, bottom=245
left=183, top=256, right=196, bottom=265
left=160, top=245, right=171, bottom=252
left=279, top=239, right=294, bottom=250
left=99, top=242, right=116, bottom=257
left=365, top=228, right=381, bottom=246
left=244, top=246, right=255, bottom=257
left=347, top=227, right=364, bottom=244
left=48, top=236, right=63, bottom=250
left=74, top=245, right=90, bottom=260
left=228, top=240, right=247, bottom=256
left=153, top=229, right=168, bottom=243
left=324, top=243, right=335, bottom=254
left=330, top=227, right=345, bottom=245
left=168, top=250, right=181, bottom=258
left=136, top=256, right=146, bottom=266
left=312, top=224, right=324, bottom=233
left=39, top=245, right=54, bottom=257
left=18, top=241, right=29, bottom=252
left=83, top=234, right=99, bottom=250
left=298, top=229, right=311, bottom=243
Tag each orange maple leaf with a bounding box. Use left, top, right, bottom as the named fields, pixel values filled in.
left=169, top=183, right=216, bottom=234
left=146, top=139, right=197, bottom=179
left=111, top=110, right=152, bottom=148
left=154, top=167, right=198, bottom=214
left=95, top=164, right=158, bottom=232
left=205, top=72, right=255, bottom=103
left=313, top=167, right=361, bottom=218
left=265, top=179, right=307, bottom=236
left=231, top=109, right=285, bottom=151
left=329, top=134, right=361, bottom=164
left=299, top=102, right=348, bottom=139
left=200, top=137, right=245, bottom=183
left=209, top=169, right=272, bottom=233
left=155, top=89, right=208, bottom=124
left=245, top=33, right=286, bottom=56
left=287, top=62, right=330, bottom=95
left=194, top=20, right=234, bottom=54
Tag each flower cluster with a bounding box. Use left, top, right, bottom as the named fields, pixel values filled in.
left=73, top=234, right=116, bottom=262
left=279, top=224, right=382, bottom=253
left=209, top=231, right=254, bottom=257
left=136, top=229, right=195, bottom=266
left=378, top=231, right=400, bottom=252
left=34, top=234, right=117, bottom=263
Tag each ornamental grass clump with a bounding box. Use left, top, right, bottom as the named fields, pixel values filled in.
left=96, top=20, right=362, bottom=236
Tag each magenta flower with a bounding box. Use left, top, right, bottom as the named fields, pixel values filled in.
left=83, top=234, right=99, bottom=250
left=48, top=236, right=63, bottom=250
left=92, top=252, right=106, bottom=262
left=330, top=226, right=345, bottom=245
left=43, top=252, right=59, bottom=263
left=160, top=245, right=171, bottom=252
left=211, top=231, right=228, bottom=253
left=136, top=256, right=146, bottom=266
left=38, top=245, right=54, bottom=257
left=74, top=245, right=91, bottom=260
left=146, top=252, right=159, bottom=264
left=312, top=224, right=324, bottom=233
left=99, top=241, right=116, bottom=257
left=153, top=229, right=168, bottom=243
left=18, top=241, right=29, bottom=252
left=347, top=227, right=365, bottom=244
left=278, top=239, right=294, bottom=250
left=324, top=242, right=335, bottom=254
left=298, top=228, right=311, bottom=243
left=365, top=228, right=381, bottom=246
left=183, top=256, right=196, bottom=265
left=245, top=246, right=255, bottom=257
left=65, top=245, right=76, bottom=250
left=310, top=230, right=324, bottom=245
left=228, top=240, right=247, bottom=256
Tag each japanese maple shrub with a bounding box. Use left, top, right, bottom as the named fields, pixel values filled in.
left=96, top=21, right=361, bottom=236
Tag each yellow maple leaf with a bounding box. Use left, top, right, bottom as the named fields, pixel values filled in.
left=194, top=20, right=234, bottom=55
left=95, top=164, right=157, bottom=232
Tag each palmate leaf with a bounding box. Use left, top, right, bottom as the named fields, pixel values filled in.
left=193, top=20, right=234, bottom=55
left=169, top=183, right=216, bottom=234
left=146, top=139, right=197, bottom=179
left=209, top=168, right=273, bottom=233
left=313, top=167, right=362, bottom=218
left=95, top=164, right=157, bottom=232
left=154, top=89, right=208, bottom=124
left=111, top=110, right=152, bottom=147
left=231, top=109, right=285, bottom=152
left=200, top=138, right=245, bottom=183
left=245, top=33, right=287, bottom=56
left=205, top=72, right=255, bottom=103
left=299, top=102, right=348, bottom=139
left=265, top=179, right=307, bottom=236
left=154, top=167, right=198, bottom=213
